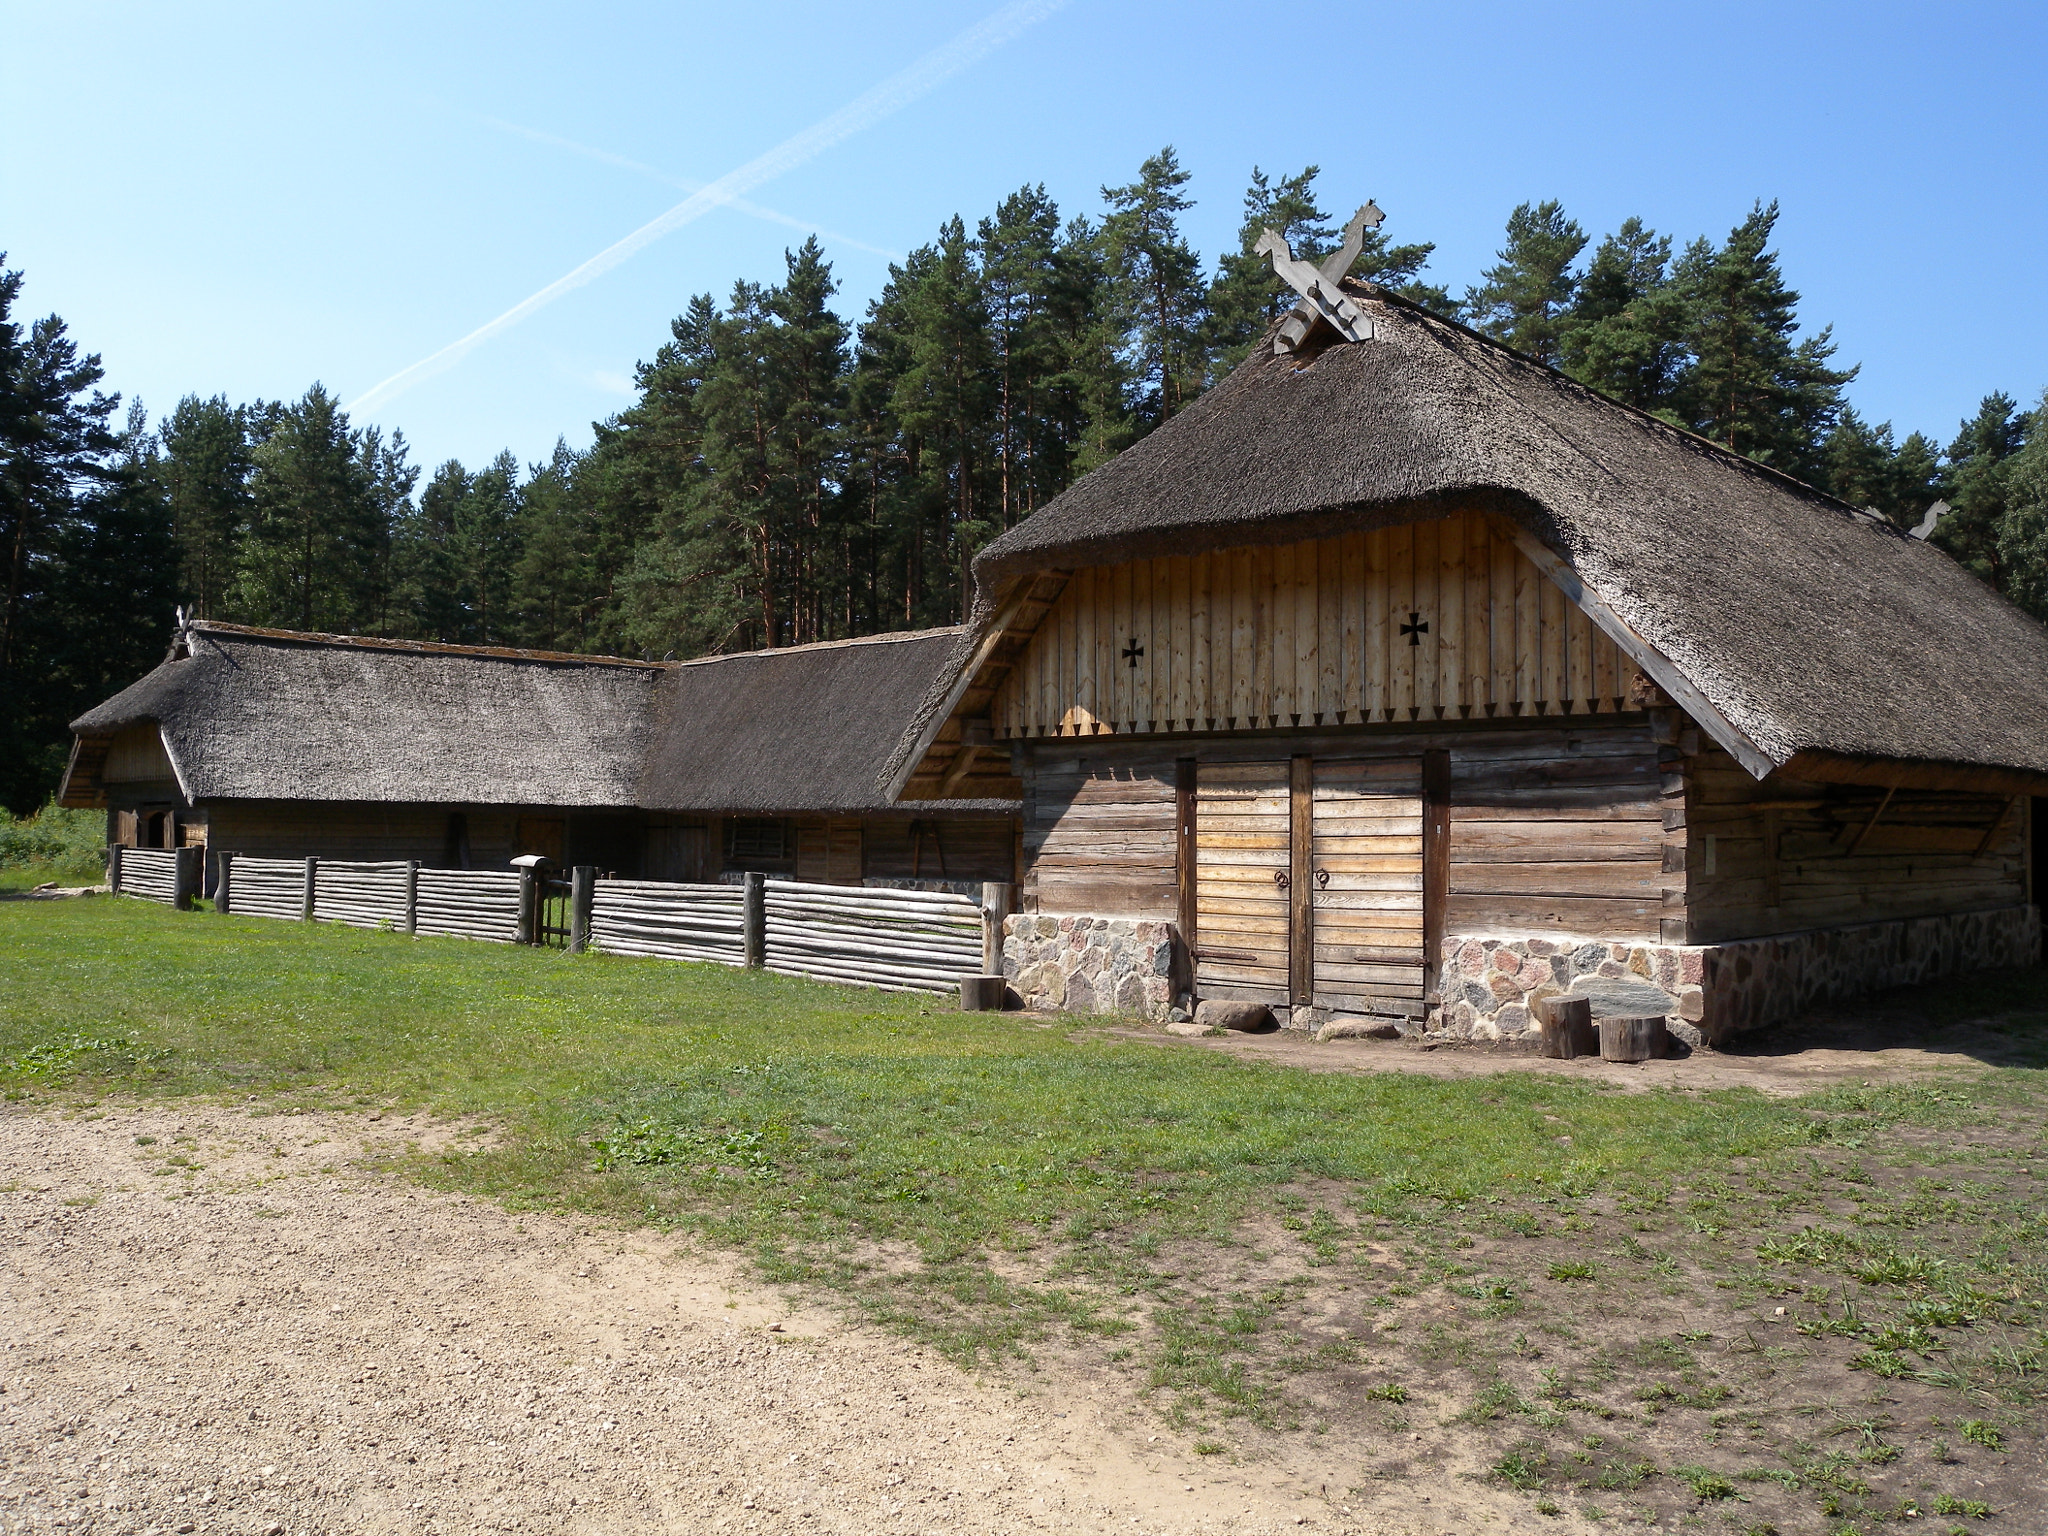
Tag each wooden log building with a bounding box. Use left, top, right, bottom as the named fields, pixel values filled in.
left=887, top=271, right=2048, bottom=1043
left=61, top=624, right=1015, bottom=896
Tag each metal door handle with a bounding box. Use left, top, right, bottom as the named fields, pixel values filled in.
left=1315, top=867, right=1329, bottom=889
left=1273, top=869, right=1290, bottom=890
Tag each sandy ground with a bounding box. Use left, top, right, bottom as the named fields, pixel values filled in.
left=0, top=1105, right=1530, bottom=1536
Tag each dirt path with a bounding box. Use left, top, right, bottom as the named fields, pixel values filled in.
left=0, top=1105, right=1528, bottom=1536
left=1103, top=991, right=2030, bottom=1093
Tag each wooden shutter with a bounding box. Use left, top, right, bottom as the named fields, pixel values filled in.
left=1193, top=761, right=1292, bottom=1005
left=1310, top=758, right=1427, bottom=1015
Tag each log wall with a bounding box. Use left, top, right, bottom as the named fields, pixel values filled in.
left=1683, top=743, right=2028, bottom=943
left=1021, top=719, right=1666, bottom=943
left=991, top=511, right=1633, bottom=739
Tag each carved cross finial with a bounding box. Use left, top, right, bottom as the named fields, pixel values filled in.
left=1259, top=202, right=1384, bottom=355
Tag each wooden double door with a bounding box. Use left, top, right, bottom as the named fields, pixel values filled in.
left=1188, top=753, right=1446, bottom=1016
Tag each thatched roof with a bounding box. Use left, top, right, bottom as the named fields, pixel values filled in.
left=640, top=628, right=1012, bottom=814
left=64, top=621, right=1013, bottom=815
left=897, top=283, right=2048, bottom=789
left=68, top=623, right=661, bottom=806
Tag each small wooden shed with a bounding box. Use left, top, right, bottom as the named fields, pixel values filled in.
left=888, top=282, right=2048, bottom=1042
left=62, top=622, right=1016, bottom=895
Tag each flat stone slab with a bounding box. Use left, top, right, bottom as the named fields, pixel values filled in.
left=1316, top=1017, right=1404, bottom=1042
left=1565, top=974, right=1679, bottom=1018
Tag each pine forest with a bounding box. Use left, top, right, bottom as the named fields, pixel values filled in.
left=6, top=153, right=2048, bottom=812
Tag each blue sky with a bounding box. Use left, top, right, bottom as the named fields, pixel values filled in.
left=4, top=1, right=2043, bottom=477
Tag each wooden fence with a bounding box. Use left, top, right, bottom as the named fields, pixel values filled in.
left=107, top=846, right=200, bottom=908
left=588, top=879, right=745, bottom=964
left=185, top=852, right=1008, bottom=998
left=763, top=879, right=984, bottom=993
left=415, top=868, right=520, bottom=943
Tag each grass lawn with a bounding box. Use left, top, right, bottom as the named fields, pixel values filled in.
left=5, top=895, right=2045, bottom=1530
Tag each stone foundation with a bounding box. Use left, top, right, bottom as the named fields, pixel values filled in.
left=1002, top=914, right=1185, bottom=1020
left=1440, top=905, right=2041, bottom=1047
left=1440, top=937, right=1709, bottom=1045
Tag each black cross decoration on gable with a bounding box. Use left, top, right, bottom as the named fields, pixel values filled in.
left=1122, top=637, right=1145, bottom=669
left=1400, top=611, right=1429, bottom=647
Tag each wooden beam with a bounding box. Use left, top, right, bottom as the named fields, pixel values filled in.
left=1176, top=757, right=1197, bottom=950
left=1844, top=785, right=1896, bottom=855
left=884, top=577, right=1063, bottom=802
left=1975, top=795, right=2021, bottom=857
left=1779, top=750, right=2048, bottom=799
left=934, top=741, right=984, bottom=799
left=1289, top=754, right=1312, bottom=1008
left=1422, top=749, right=1451, bottom=1004
left=1503, top=523, right=1779, bottom=780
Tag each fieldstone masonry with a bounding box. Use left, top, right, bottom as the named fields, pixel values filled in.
left=1003, top=914, right=1183, bottom=1020
left=1003, top=904, right=2040, bottom=1044
left=1440, top=936, right=1708, bottom=1045
left=1439, top=904, right=2040, bottom=1047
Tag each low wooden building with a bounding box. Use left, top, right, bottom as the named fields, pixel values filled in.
left=889, top=276, right=2048, bottom=1042
left=62, top=623, right=1015, bottom=894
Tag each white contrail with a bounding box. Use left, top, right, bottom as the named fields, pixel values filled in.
left=467, top=112, right=904, bottom=261
left=350, top=0, right=1068, bottom=416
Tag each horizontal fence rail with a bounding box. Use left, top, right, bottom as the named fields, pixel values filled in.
left=192, top=852, right=1011, bottom=998
left=763, top=879, right=985, bottom=994
left=113, top=847, right=180, bottom=904
left=312, top=860, right=411, bottom=931
left=225, top=855, right=310, bottom=920
left=588, top=880, right=745, bottom=963
left=415, top=868, right=521, bottom=944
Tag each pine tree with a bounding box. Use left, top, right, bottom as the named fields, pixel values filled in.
left=1995, top=392, right=2048, bottom=619
left=1818, top=409, right=1943, bottom=526
left=976, top=185, right=1075, bottom=525
left=1100, top=147, right=1207, bottom=425
left=1203, top=166, right=1335, bottom=374
left=159, top=394, right=253, bottom=619
left=0, top=260, right=175, bottom=811
left=1465, top=201, right=1587, bottom=366
left=767, top=238, right=850, bottom=643
left=889, top=217, right=994, bottom=622
left=237, top=385, right=395, bottom=632
left=586, top=293, right=720, bottom=654
left=1049, top=212, right=1135, bottom=479
left=1934, top=392, right=2031, bottom=590
left=1558, top=218, right=1689, bottom=414
left=508, top=439, right=596, bottom=650
left=1673, top=202, right=1855, bottom=480
left=696, top=279, right=784, bottom=647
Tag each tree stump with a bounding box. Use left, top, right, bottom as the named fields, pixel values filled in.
left=1598, top=1015, right=1668, bottom=1063
left=1537, top=996, right=1597, bottom=1059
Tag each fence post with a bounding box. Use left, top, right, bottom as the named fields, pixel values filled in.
left=404, top=860, right=419, bottom=936
left=214, top=851, right=234, bottom=914
left=303, top=857, right=318, bottom=922
left=108, top=843, right=124, bottom=895
left=981, top=881, right=1015, bottom=976
left=569, top=865, right=595, bottom=954
left=173, top=847, right=202, bottom=911
left=516, top=864, right=539, bottom=946
left=742, top=871, right=766, bottom=969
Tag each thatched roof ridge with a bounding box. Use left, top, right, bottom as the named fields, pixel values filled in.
left=937, top=285, right=2048, bottom=781
left=71, top=622, right=658, bottom=806
left=640, top=627, right=1013, bottom=814
left=67, top=620, right=1015, bottom=815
